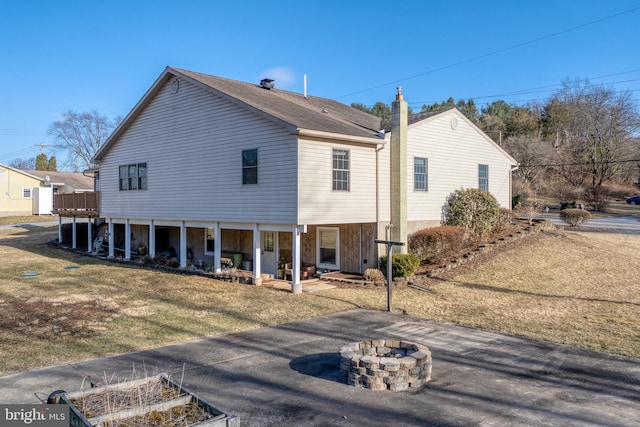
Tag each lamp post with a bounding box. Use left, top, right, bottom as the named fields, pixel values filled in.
left=375, top=238, right=405, bottom=312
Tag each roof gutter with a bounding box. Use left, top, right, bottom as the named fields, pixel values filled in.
left=296, top=128, right=384, bottom=145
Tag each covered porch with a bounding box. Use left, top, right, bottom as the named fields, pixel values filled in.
left=101, top=219, right=309, bottom=294
left=55, top=206, right=379, bottom=293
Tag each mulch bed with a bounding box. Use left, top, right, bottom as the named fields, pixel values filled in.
left=329, top=219, right=565, bottom=289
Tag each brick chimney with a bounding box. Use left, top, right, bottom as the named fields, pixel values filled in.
left=390, top=87, right=408, bottom=253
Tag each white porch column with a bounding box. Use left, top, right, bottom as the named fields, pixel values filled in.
left=58, top=216, right=62, bottom=243
left=124, top=219, right=131, bottom=261
left=214, top=223, right=221, bottom=273
left=252, top=224, right=261, bottom=284
left=149, top=220, right=155, bottom=257
left=179, top=221, right=187, bottom=268
left=87, top=218, right=93, bottom=253
left=108, top=219, right=114, bottom=258
left=72, top=216, right=77, bottom=249
left=291, top=224, right=304, bottom=294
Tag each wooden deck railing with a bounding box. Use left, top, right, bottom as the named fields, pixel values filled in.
left=53, top=192, right=100, bottom=217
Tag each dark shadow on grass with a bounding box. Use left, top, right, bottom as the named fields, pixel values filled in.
left=428, top=276, right=640, bottom=307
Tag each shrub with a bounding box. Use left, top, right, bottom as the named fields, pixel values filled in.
left=363, top=268, right=386, bottom=282
left=495, top=208, right=515, bottom=232
left=520, top=198, right=543, bottom=226
left=152, top=253, right=168, bottom=266
left=559, top=208, right=592, bottom=226
left=379, top=253, right=420, bottom=278
left=445, top=188, right=500, bottom=239
left=408, top=226, right=468, bottom=264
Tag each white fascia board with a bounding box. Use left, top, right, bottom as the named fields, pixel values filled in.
left=296, top=128, right=384, bottom=146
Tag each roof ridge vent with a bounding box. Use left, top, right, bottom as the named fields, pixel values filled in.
left=260, top=78, right=275, bottom=90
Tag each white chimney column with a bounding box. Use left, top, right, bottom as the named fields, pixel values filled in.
left=390, top=87, right=408, bottom=254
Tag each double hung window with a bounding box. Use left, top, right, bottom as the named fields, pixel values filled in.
left=332, top=149, right=349, bottom=191
left=242, top=149, right=258, bottom=185
left=414, top=157, right=428, bottom=191
left=478, top=164, right=489, bottom=192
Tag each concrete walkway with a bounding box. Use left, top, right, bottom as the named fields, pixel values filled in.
left=1, top=309, right=638, bottom=426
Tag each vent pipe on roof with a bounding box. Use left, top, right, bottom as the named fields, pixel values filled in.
left=304, top=74, right=307, bottom=98
left=260, top=78, right=274, bottom=89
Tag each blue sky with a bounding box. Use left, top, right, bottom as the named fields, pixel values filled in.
left=1, top=0, right=639, bottom=168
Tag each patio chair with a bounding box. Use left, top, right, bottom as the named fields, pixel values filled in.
left=91, top=236, right=107, bottom=256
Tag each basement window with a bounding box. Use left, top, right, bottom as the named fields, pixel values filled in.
left=317, top=227, right=339, bottom=270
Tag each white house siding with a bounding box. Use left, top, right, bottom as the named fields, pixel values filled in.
left=297, top=137, right=380, bottom=225
left=405, top=110, right=513, bottom=228
left=98, top=77, right=298, bottom=224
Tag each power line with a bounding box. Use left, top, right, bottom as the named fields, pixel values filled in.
left=0, top=145, right=44, bottom=161
left=0, top=128, right=46, bottom=135
left=408, top=77, right=640, bottom=107
left=335, top=6, right=640, bottom=100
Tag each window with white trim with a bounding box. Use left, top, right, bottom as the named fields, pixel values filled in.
left=205, top=228, right=215, bottom=255
left=332, top=149, right=349, bottom=191
left=119, top=163, right=147, bottom=190
left=414, top=157, right=428, bottom=191
left=478, top=164, right=489, bottom=192
left=22, top=187, right=32, bottom=199
left=242, top=149, right=258, bottom=185
left=317, top=227, right=339, bottom=270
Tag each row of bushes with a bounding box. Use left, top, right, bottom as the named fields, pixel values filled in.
left=369, top=188, right=513, bottom=279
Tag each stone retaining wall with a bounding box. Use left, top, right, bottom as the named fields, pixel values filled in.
left=340, top=339, right=432, bottom=391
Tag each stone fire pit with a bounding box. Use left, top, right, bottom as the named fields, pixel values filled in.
left=340, top=339, right=432, bottom=391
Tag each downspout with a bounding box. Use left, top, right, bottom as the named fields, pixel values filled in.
left=510, top=164, right=520, bottom=210
left=359, top=223, right=362, bottom=274
left=375, top=141, right=384, bottom=267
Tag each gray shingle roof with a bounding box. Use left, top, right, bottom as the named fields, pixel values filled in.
left=23, top=170, right=94, bottom=190
left=171, top=68, right=385, bottom=139
left=380, top=108, right=455, bottom=133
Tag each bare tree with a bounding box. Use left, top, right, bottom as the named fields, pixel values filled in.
left=8, top=157, right=35, bottom=169
left=48, top=110, right=121, bottom=170
left=544, top=79, right=640, bottom=190
left=504, top=135, right=553, bottom=191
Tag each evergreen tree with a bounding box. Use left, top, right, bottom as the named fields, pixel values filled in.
left=47, top=156, right=57, bottom=171
left=35, top=153, right=48, bottom=170
left=371, top=102, right=392, bottom=119
left=34, top=153, right=58, bottom=171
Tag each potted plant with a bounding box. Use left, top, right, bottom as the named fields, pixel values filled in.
left=277, top=259, right=286, bottom=279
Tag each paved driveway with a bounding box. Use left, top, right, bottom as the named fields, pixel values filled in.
left=537, top=212, right=640, bottom=233
left=1, top=309, right=638, bottom=426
